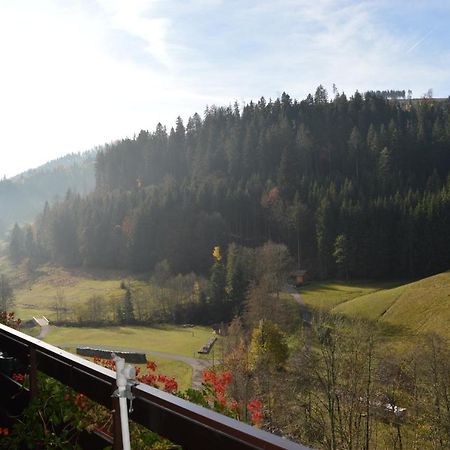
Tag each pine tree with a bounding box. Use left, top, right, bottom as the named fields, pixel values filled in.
left=9, top=223, right=24, bottom=264
left=0, top=274, right=14, bottom=312
left=333, top=234, right=350, bottom=279
left=209, top=246, right=227, bottom=322
left=226, top=243, right=248, bottom=314
left=122, top=286, right=135, bottom=325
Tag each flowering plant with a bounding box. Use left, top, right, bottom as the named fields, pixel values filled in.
left=93, top=357, right=178, bottom=393
left=2, top=367, right=179, bottom=449
left=2, top=374, right=92, bottom=449
left=91, top=357, right=180, bottom=449
left=181, top=368, right=264, bottom=426
left=0, top=313, right=264, bottom=448
left=0, top=311, right=21, bottom=329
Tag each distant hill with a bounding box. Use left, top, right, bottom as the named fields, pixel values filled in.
left=11, top=151, right=95, bottom=180
left=9, top=90, right=450, bottom=278
left=333, top=272, right=450, bottom=339
left=0, top=151, right=96, bottom=236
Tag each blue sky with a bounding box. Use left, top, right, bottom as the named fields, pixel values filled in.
left=1, top=0, right=449, bottom=177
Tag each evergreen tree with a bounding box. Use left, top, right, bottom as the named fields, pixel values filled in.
left=121, top=286, right=135, bottom=325
left=9, top=223, right=24, bottom=264
left=333, top=234, right=350, bottom=279
left=209, top=246, right=227, bottom=322
left=0, top=274, right=14, bottom=312
left=226, top=243, right=248, bottom=315
left=19, top=90, right=450, bottom=280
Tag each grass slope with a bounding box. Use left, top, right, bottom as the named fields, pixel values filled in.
left=300, top=280, right=401, bottom=311
left=11, top=265, right=128, bottom=321
left=333, top=272, right=450, bottom=339
left=2, top=262, right=214, bottom=388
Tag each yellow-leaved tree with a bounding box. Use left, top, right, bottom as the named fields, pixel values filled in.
left=212, top=246, right=222, bottom=262
left=249, top=319, right=289, bottom=371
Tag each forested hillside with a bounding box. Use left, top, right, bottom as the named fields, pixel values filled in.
left=0, top=152, right=95, bottom=237
left=12, top=89, right=450, bottom=278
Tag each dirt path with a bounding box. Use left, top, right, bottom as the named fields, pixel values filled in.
left=147, top=350, right=213, bottom=389
left=284, top=284, right=312, bottom=324
left=285, top=284, right=305, bottom=305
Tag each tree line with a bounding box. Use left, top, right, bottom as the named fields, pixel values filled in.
left=9, top=88, right=450, bottom=279
left=19, top=242, right=290, bottom=328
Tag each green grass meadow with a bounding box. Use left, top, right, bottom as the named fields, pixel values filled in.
left=4, top=255, right=449, bottom=381
left=295, top=273, right=450, bottom=340
left=333, top=271, right=450, bottom=338
left=1, top=262, right=216, bottom=389
left=44, top=325, right=214, bottom=358
left=30, top=324, right=214, bottom=389
left=299, top=280, right=402, bottom=310
left=12, top=265, right=126, bottom=321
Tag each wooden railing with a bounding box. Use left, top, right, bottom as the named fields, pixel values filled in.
left=0, top=324, right=311, bottom=450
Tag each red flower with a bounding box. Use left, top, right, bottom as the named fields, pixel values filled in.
left=247, top=399, right=262, bottom=412
left=216, top=392, right=227, bottom=406
left=251, top=411, right=263, bottom=425
left=202, top=370, right=216, bottom=383
left=163, top=378, right=178, bottom=393
left=221, top=371, right=232, bottom=385
left=12, top=373, right=25, bottom=383
left=247, top=399, right=263, bottom=425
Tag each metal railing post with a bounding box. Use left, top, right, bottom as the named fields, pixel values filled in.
left=112, top=388, right=123, bottom=450
left=29, top=346, right=38, bottom=399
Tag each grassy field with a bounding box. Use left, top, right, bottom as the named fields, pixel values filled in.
left=10, top=264, right=130, bottom=321
left=333, top=271, right=450, bottom=339
left=146, top=356, right=193, bottom=391
left=299, top=280, right=402, bottom=311
left=0, top=260, right=215, bottom=389
left=43, top=325, right=214, bottom=358
left=31, top=324, right=215, bottom=389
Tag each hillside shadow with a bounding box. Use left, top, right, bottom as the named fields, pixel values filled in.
left=300, top=279, right=410, bottom=295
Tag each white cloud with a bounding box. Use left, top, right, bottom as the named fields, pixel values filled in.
left=95, top=0, right=172, bottom=68
left=0, top=0, right=449, bottom=177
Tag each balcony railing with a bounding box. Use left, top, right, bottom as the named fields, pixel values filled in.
left=0, top=324, right=311, bottom=450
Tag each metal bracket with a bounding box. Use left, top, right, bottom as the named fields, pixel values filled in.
left=112, top=379, right=139, bottom=412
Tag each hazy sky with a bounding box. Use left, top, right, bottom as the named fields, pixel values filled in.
left=1, top=0, right=449, bottom=178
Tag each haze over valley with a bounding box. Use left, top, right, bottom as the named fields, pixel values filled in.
left=1, top=2, right=450, bottom=448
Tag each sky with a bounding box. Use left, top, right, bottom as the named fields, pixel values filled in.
left=1, top=0, right=449, bottom=178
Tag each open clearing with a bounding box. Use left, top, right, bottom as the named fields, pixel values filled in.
left=299, top=280, right=402, bottom=311
left=43, top=325, right=214, bottom=358
left=12, top=264, right=127, bottom=321
left=293, top=273, right=450, bottom=340
left=333, top=272, right=450, bottom=339
left=4, top=263, right=217, bottom=388
left=39, top=325, right=216, bottom=388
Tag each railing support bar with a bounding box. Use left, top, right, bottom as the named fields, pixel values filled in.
left=112, top=387, right=123, bottom=450
left=29, top=346, right=38, bottom=399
